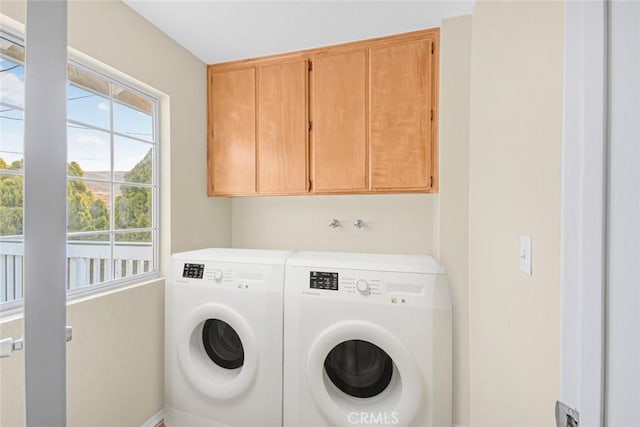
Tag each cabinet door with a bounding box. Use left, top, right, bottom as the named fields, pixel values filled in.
left=311, top=50, right=367, bottom=192
left=257, top=60, right=308, bottom=194
left=369, top=40, right=433, bottom=191
left=208, top=67, right=256, bottom=195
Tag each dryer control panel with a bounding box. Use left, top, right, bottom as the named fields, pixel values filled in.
left=182, top=263, right=204, bottom=279
left=304, top=269, right=413, bottom=298
left=291, top=265, right=449, bottom=309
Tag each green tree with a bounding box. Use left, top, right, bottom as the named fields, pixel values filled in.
left=0, top=157, right=110, bottom=236
left=0, top=159, right=23, bottom=236
left=66, top=161, right=109, bottom=233
left=114, top=149, right=152, bottom=241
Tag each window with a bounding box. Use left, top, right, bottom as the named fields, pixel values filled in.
left=0, top=34, right=26, bottom=305
left=0, top=31, right=159, bottom=309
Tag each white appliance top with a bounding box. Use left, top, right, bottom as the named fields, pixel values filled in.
left=286, top=251, right=446, bottom=274
left=171, top=248, right=294, bottom=265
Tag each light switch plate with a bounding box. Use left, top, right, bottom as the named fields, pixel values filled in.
left=520, top=236, right=532, bottom=275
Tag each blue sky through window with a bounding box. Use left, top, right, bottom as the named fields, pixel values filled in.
left=1, top=56, right=155, bottom=173
left=0, top=57, right=25, bottom=166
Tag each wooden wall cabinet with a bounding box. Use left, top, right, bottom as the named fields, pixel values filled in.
left=257, top=60, right=309, bottom=194
left=207, top=67, right=256, bottom=196
left=207, top=28, right=439, bottom=196
left=311, top=50, right=368, bottom=193
left=369, top=39, right=435, bottom=192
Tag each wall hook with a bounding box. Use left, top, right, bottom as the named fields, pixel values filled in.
left=353, top=219, right=365, bottom=229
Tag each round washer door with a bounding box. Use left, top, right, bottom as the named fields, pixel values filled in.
left=306, top=321, right=422, bottom=427
left=178, top=304, right=258, bottom=400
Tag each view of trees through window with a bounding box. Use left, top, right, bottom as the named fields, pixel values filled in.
left=1, top=154, right=153, bottom=238
left=1, top=34, right=157, bottom=302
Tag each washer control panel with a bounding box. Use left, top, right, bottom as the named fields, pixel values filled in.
left=174, top=259, right=284, bottom=294
left=182, top=263, right=204, bottom=279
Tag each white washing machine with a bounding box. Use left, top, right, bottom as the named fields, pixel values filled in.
left=283, top=251, right=452, bottom=427
left=165, top=248, right=293, bottom=427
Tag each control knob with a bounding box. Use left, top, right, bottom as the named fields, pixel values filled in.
left=213, top=269, right=224, bottom=283
left=356, top=279, right=370, bottom=295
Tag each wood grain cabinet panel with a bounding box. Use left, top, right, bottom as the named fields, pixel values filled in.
left=369, top=40, right=433, bottom=191
left=208, top=67, right=256, bottom=195
left=206, top=28, right=439, bottom=196
left=311, top=50, right=367, bottom=192
left=257, top=59, right=308, bottom=194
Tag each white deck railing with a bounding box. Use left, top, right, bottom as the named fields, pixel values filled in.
left=0, top=237, right=152, bottom=304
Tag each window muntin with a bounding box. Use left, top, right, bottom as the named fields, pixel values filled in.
left=0, top=31, right=159, bottom=308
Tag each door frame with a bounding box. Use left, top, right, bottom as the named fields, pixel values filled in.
left=560, top=1, right=607, bottom=425
left=23, top=1, right=69, bottom=426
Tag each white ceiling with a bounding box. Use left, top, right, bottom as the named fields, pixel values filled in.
left=123, top=1, right=475, bottom=64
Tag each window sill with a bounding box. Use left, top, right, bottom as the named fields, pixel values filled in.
left=0, top=273, right=164, bottom=323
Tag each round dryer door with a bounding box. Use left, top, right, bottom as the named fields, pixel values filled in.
left=202, top=319, right=245, bottom=369
left=307, top=321, right=423, bottom=427
left=324, top=340, right=393, bottom=398
left=178, top=304, right=258, bottom=400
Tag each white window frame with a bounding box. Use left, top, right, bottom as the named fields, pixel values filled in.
left=0, top=28, right=161, bottom=317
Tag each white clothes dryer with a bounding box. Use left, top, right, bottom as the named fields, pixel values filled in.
left=165, top=248, right=293, bottom=427
left=283, top=251, right=452, bottom=427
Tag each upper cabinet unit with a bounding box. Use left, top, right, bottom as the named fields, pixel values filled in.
left=369, top=39, right=435, bottom=191
left=257, top=60, right=309, bottom=194
left=207, top=28, right=439, bottom=196
left=310, top=50, right=368, bottom=193
left=207, top=67, right=256, bottom=196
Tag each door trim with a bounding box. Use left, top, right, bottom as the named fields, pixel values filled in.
left=561, top=1, right=607, bottom=425
left=23, top=2, right=69, bottom=426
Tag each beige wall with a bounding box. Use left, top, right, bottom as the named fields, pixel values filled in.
left=0, top=0, right=230, bottom=425
left=468, top=1, right=563, bottom=426
left=438, top=15, right=472, bottom=427
left=0, top=280, right=164, bottom=427
left=231, top=195, right=436, bottom=254
left=0, top=313, right=24, bottom=426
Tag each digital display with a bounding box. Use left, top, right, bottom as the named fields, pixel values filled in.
left=310, top=271, right=339, bottom=291
left=183, top=263, right=204, bottom=279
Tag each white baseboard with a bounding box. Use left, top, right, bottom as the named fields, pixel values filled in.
left=141, top=409, right=164, bottom=427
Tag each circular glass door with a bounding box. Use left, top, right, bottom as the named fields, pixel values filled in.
left=324, top=339, right=393, bottom=398
left=202, top=319, right=244, bottom=369
left=306, top=320, right=423, bottom=426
